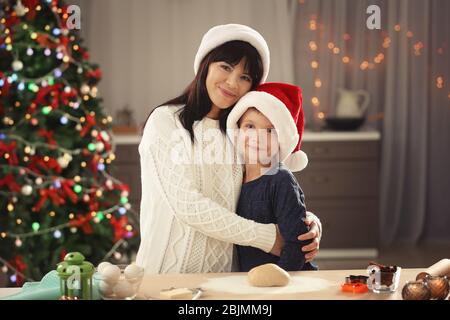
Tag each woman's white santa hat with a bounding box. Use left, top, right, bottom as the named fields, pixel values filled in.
left=227, top=82, right=308, bottom=172
left=194, top=23, right=270, bottom=84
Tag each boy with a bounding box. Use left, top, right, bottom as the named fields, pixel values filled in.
left=227, top=82, right=317, bottom=272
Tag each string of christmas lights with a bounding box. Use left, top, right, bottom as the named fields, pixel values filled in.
left=298, top=0, right=448, bottom=121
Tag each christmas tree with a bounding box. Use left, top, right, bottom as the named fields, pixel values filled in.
left=0, top=0, right=139, bottom=286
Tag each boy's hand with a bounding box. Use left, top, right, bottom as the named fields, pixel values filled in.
left=270, top=225, right=285, bottom=257
left=298, top=216, right=321, bottom=262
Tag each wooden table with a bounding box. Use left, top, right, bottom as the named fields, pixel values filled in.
left=0, top=268, right=422, bottom=300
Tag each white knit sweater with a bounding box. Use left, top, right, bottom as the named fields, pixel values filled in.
left=135, top=105, right=277, bottom=274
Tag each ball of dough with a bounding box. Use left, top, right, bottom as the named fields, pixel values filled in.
left=113, top=280, right=135, bottom=299
left=124, top=263, right=144, bottom=283
left=100, top=264, right=121, bottom=284
left=247, top=263, right=291, bottom=287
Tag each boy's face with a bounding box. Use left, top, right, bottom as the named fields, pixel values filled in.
left=238, top=107, right=279, bottom=166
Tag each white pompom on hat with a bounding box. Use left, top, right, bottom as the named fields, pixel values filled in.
left=226, top=82, right=308, bottom=172
left=193, top=24, right=270, bottom=84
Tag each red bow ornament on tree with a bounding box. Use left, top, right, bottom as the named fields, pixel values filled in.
left=0, top=174, right=21, bottom=192
left=33, top=84, right=63, bottom=109
left=87, top=68, right=102, bottom=80
left=0, top=73, right=11, bottom=97
left=38, top=129, right=57, bottom=145
left=110, top=215, right=129, bottom=242
left=32, top=187, right=66, bottom=212
left=22, top=0, right=40, bottom=20
left=29, top=155, right=62, bottom=175
left=59, top=179, right=78, bottom=204
left=10, top=255, right=27, bottom=286
left=69, top=213, right=93, bottom=234
left=80, top=114, right=96, bottom=137
left=0, top=141, right=19, bottom=165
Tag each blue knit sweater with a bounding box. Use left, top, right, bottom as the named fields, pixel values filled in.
left=236, top=163, right=318, bottom=272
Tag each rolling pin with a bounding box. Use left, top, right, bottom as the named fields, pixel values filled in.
left=416, top=259, right=450, bottom=281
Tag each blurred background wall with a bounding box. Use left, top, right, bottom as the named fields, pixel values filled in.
left=71, top=0, right=450, bottom=253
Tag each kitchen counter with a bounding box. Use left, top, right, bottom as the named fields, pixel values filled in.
left=112, top=130, right=381, bottom=145
left=137, top=268, right=414, bottom=300
left=0, top=268, right=420, bottom=300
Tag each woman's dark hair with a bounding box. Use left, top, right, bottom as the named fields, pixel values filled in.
left=143, top=40, right=264, bottom=142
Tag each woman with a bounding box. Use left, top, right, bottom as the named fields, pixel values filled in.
left=136, top=24, right=321, bottom=274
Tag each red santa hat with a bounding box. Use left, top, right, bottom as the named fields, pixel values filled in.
left=226, top=82, right=308, bottom=172
left=194, top=24, right=270, bottom=84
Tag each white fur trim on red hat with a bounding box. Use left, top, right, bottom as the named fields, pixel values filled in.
left=227, top=91, right=299, bottom=166
left=194, top=24, right=270, bottom=84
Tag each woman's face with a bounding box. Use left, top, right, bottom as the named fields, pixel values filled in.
left=206, top=58, right=253, bottom=111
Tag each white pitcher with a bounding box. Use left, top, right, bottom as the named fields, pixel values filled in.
left=335, top=88, right=370, bottom=118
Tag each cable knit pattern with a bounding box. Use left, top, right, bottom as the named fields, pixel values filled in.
left=136, top=105, right=277, bottom=274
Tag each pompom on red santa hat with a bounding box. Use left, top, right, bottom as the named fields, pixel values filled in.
left=227, top=82, right=308, bottom=172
